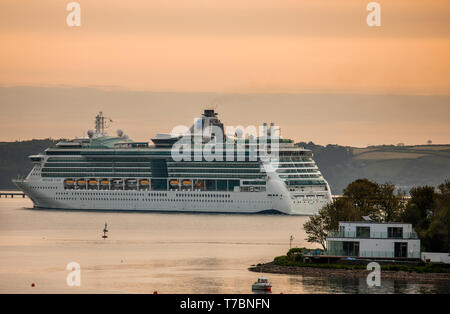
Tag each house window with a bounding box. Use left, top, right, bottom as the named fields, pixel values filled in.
left=356, top=226, right=370, bottom=238
left=343, top=241, right=360, bottom=257
left=388, top=227, right=403, bottom=239
left=394, top=242, right=408, bottom=258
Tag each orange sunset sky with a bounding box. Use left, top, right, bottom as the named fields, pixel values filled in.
left=0, top=0, right=449, bottom=146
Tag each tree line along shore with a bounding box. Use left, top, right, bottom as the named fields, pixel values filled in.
left=251, top=178, right=450, bottom=278
left=248, top=261, right=450, bottom=281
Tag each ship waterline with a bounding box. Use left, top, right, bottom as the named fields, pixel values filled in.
left=13, top=110, right=332, bottom=215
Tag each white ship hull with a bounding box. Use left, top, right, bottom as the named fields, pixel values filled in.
left=13, top=178, right=331, bottom=215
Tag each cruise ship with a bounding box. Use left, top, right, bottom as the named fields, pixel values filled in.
left=13, top=110, right=332, bottom=215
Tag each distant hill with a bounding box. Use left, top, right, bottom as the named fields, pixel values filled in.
left=0, top=139, right=449, bottom=193
left=0, top=139, right=57, bottom=190
left=297, top=142, right=450, bottom=193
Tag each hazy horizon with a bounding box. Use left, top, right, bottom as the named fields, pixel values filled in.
left=1, top=86, right=449, bottom=147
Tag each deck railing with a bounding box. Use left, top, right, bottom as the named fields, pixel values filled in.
left=325, top=249, right=420, bottom=259
left=327, top=230, right=418, bottom=239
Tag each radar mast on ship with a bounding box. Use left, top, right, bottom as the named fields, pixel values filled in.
left=94, top=111, right=113, bottom=137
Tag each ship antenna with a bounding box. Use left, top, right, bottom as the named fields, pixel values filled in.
left=95, top=111, right=113, bottom=135
left=95, top=112, right=103, bottom=134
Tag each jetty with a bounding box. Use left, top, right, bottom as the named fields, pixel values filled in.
left=0, top=192, right=26, bottom=198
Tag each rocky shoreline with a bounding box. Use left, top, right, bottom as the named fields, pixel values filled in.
left=249, top=262, right=450, bottom=281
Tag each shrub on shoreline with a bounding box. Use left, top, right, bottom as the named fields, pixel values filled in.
left=273, top=255, right=450, bottom=274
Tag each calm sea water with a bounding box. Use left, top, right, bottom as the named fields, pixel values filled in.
left=0, top=197, right=448, bottom=294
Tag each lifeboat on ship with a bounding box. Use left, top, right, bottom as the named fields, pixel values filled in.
left=76, top=178, right=87, bottom=189
left=195, top=180, right=204, bottom=188
left=169, top=179, right=179, bottom=187
left=139, top=179, right=150, bottom=190
left=100, top=179, right=109, bottom=190
left=64, top=178, right=75, bottom=185
left=64, top=179, right=75, bottom=189
left=125, top=179, right=137, bottom=190
left=88, top=178, right=98, bottom=189
left=181, top=179, right=192, bottom=186
left=111, top=178, right=124, bottom=190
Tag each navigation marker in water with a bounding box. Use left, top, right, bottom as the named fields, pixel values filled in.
left=102, top=223, right=108, bottom=239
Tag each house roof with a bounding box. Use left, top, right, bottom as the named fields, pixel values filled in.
left=338, top=221, right=412, bottom=225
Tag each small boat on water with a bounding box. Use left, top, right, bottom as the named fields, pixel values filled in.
left=252, top=277, right=272, bottom=291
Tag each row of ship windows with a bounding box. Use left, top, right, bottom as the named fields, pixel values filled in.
left=293, top=200, right=327, bottom=204
left=43, top=174, right=153, bottom=178
left=47, top=189, right=300, bottom=201
left=44, top=163, right=153, bottom=167
left=46, top=191, right=325, bottom=202
left=46, top=150, right=310, bottom=156
left=46, top=159, right=262, bottom=165
left=43, top=163, right=318, bottom=173
left=55, top=191, right=231, bottom=198
left=286, top=180, right=326, bottom=185
left=29, top=186, right=57, bottom=190
left=56, top=191, right=167, bottom=197
left=277, top=169, right=319, bottom=173
left=41, top=174, right=264, bottom=179
left=167, top=162, right=261, bottom=167
left=169, top=173, right=263, bottom=178
left=43, top=164, right=265, bottom=169
left=44, top=156, right=313, bottom=163
left=51, top=197, right=276, bottom=205
left=42, top=168, right=152, bottom=172
left=42, top=168, right=269, bottom=174
left=279, top=175, right=322, bottom=179
left=44, top=189, right=324, bottom=200
left=53, top=197, right=235, bottom=203
left=50, top=196, right=324, bottom=203
left=293, top=195, right=328, bottom=199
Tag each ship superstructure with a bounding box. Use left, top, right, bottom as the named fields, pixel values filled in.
left=13, top=110, right=332, bottom=215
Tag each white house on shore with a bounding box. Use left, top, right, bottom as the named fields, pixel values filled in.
left=326, top=221, right=421, bottom=260
left=421, top=252, right=450, bottom=264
